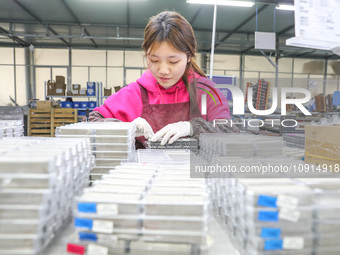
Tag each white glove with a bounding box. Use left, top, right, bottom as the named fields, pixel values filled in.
left=150, top=121, right=193, bottom=145
left=132, top=117, right=154, bottom=139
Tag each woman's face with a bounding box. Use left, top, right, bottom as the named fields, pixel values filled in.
left=147, top=41, right=189, bottom=89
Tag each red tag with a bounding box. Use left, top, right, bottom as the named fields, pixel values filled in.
left=67, top=243, right=85, bottom=255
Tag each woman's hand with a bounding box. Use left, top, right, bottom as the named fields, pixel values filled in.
left=132, top=117, right=154, bottom=139
left=150, top=121, right=193, bottom=145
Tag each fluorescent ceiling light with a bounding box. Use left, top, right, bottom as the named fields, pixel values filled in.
left=276, top=3, right=295, bottom=11
left=187, top=0, right=254, bottom=7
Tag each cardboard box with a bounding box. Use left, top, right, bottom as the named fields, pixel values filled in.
left=79, top=89, right=87, bottom=96
left=36, top=101, right=53, bottom=109
left=47, top=80, right=56, bottom=95
left=305, top=125, right=340, bottom=167
left=72, top=90, right=79, bottom=95
left=114, top=86, right=121, bottom=93
left=47, top=88, right=56, bottom=96
left=104, top=88, right=112, bottom=97
left=72, top=84, right=81, bottom=90
left=55, top=88, right=65, bottom=96
left=56, top=76, right=65, bottom=84
left=55, top=83, right=66, bottom=90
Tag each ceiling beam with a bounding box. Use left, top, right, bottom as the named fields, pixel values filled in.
left=296, top=49, right=316, bottom=57
left=0, top=26, right=29, bottom=46
left=190, top=6, right=204, bottom=25
left=12, top=0, right=70, bottom=47
left=277, top=24, right=294, bottom=36
left=126, top=0, right=130, bottom=46
left=60, top=0, right=97, bottom=48
left=212, top=5, right=269, bottom=50
left=241, top=45, right=254, bottom=54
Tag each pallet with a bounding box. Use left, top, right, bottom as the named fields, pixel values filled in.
left=28, top=108, right=78, bottom=137
left=51, top=108, right=78, bottom=136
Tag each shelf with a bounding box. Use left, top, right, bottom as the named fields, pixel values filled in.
left=47, top=95, right=97, bottom=98
left=77, top=108, right=95, bottom=111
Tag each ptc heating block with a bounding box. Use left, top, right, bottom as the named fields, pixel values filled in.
left=0, top=120, right=24, bottom=138
left=66, top=151, right=208, bottom=255
left=56, top=122, right=136, bottom=181
left=0, top=137, right=94, bottom=255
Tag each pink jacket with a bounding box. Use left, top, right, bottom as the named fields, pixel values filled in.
left=93, top=70, right=230, bottom=122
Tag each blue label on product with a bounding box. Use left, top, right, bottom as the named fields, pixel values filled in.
left=257, top=195, right=277, bottom=208
left=75, top=218, right=93, bottom=229
left=264, top=239, right=283, bottom=250
left=79, top=232, right=97, bottom=242
left=78, top=203, right=97, bottom=213
left=261, top=228, right=281, bottom=238
left=258, top=211, right=279, bottom=222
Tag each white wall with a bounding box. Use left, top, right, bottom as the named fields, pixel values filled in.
left=0, top=48, right=26, bottom=106
left=0, top=46, right=339, bottom=106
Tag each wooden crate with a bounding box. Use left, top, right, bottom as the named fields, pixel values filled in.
left=51, top=108, right=78, bottom=136
left=28, top=108, right=78, bottom=137
left=28, top=108, right=52, bottom=137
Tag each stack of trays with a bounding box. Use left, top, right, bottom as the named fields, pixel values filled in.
left=142, top=164, right=207, bottom=251
left=283, top=133, right=305, bottom=149
left=147, top=138, right=198, bottom=152
left=69, top=164, right=155, bottom=255
left=137, top=149, right=191, bottom=165
left=68, top=156, right=208, bottom=255
left=208, top=176, right=315, bottom=255
left=56, top=122, right=136, bottom=180
left=297, top=179, right=340, bottom=255
left=199, top=133, right=286, bottom=160
left=0, top=137, right=93, bottom=255
left=0, top=120, right=24, bottom=138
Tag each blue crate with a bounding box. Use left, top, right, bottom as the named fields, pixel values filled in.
left=64, top=102, right=73, bottom=108
left=78, top=110, right=87, bottom=116
left=332, top=91, right=340, bottom=107
left=87, top=82, right=96, bottom=96
left=59, top=102, right=65, bottom=108
left=80, top=102, right=89, bottom=108
left=73, top=102, right=81, bottom=108
left=88, top=101, right=97, bottom=108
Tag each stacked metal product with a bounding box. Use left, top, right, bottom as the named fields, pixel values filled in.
left=0, top=120, right=24, bottom=138
left=282, top=133, right=305, bottom=149
left=232, top=179, right=314, bottom=255
left=0, top=137, right=93, bottom=255
left=296, top=179, right=340, bottom=255
left=67, top=152, right=208, bottom=255
left=56, top=122, right=136, bottom=181
left=147, top=138, right=198, bottom=152
left=199, top=133, right=286, bottom=162
left=200, top=133, right=340, bottom=255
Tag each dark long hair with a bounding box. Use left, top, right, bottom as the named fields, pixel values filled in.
left=143, top=11, right=206, bottom=116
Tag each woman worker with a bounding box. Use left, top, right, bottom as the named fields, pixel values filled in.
left=89, top=11, right=239, bottom=148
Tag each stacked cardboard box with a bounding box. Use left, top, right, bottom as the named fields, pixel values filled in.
left=72, top=84, right=81, bottom=96
left=47, top=76, right=66, bottom=96
left=104, top=88, right=112, bottom=97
